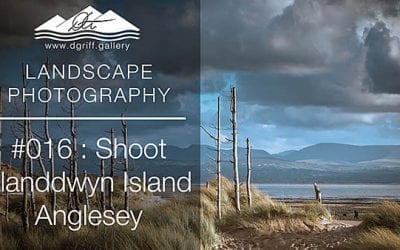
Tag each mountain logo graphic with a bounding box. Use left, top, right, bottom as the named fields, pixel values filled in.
left=34, top=6, right=140, bottom=41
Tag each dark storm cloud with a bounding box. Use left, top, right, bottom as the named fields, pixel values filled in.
left=202, top=0, right=400, bottom=105
left=201, top=0, right=400, bottom=75
left=0, top=0, right=93, bottom=45
left=0, top=0, right=200, bottom=76
left=201, top=0, right=400, bottom=134
left=0, top=1, right=201, bottom=147
left=202, top=0, right=361, bottom=72
left=363, top=22, right=400, bottom=94
left=114, top=0, right=200, bottom=76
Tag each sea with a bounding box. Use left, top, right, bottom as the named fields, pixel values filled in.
left=254, top=184, right=400, bottom=200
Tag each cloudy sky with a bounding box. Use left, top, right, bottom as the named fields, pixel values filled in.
left=201, top=0, right=400, bottom=153
left=0, top=0, right=200, bottom=148
left=1, top=0, right=400, bottom=154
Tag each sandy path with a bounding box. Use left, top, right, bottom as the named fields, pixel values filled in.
left=214, top=220, right=361, bottom=250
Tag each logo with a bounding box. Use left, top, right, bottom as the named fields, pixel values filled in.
left=34, top=6, right=140, bottom=41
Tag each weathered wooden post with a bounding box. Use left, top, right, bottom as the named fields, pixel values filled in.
left=314, top=183, right=322, bottom=204
left=246, top=138, right=252, bottom=207
left=230, top=87, right=240, bottom=212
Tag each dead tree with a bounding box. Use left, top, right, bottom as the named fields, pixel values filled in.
left=0, top=87, right=2, bottom=166
left=314, top=183, right=322, bottom=204
left=246, top=138, right=252, bottom=207
left=100, top=159, right=106, bottom=212
left=230, top=87, right=240, bottom=212
left=121, top=114, right=129, bottom=210
left=84, top=170, right=90, bottom=210
left=201, top=96, right=223, bottom=219
left=28, top=111, right=36, bottom=217
left=109, top=128, right=115, bottom=211
left=44, top=58, right=56, bottom=211
left=5, top=175, right=9, bottom=222
left=70, top=101, right=79, bottom=210
left=216, top=97, right=222, bottom=219
left=21, top=63, right=29, bottom=231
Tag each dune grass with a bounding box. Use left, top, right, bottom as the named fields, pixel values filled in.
left=201, top=177, right=329, bottom=234
left=360, top=201, right=400, bottom=231
left=344, top=202, right=400, bottom=249
left=0, top=197, right=208, bottom=250
left=0, top=174, right=332, bottom=249
left=346, top=228, right=400, bottom=250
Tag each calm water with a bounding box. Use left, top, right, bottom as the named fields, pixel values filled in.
left=254, top=184, right=400, bottom=200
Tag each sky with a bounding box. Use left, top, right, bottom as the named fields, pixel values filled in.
left=201, top=0, right=400, bottom=153
left=0, top=0, right=400, bottom=154
left=0, top=0, right=201, bottom=148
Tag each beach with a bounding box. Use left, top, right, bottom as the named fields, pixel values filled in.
left=281, top=198, right=392, bottom=221
left=214, top=198, right=399, bottom=249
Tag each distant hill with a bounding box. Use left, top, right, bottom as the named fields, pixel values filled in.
left=2, top=143, right=400, bottom=183
left=200, top=145, right=273, bottom=162
left=274, top=143, right=400, bottom=163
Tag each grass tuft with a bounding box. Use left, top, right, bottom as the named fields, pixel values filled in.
left=346, top=228, right=400, bottom=250
left=361, top=202, right=400, bottom=231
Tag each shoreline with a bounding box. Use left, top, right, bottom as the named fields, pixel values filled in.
left=276, top=198, right=400, bottom=221
left=276, top=197, right=400, bottom=203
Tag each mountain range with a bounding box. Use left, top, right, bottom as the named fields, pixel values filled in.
left=1, top=143, right=400, bottom=183
left=274, top=143, right=400, bottom=163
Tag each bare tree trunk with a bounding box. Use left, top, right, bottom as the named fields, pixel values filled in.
left=70, top=102, right=79, bottom=211
left=216, top=96, right=222, bottom=220
left=44, top=58, right=56, bottom=211
left=100, top=159, right=106, bottom=212
left=246, top=138, right=252, bottom=207
left=121, top=115, right=129, bottom=210
left=67, top=164, right=73, bottom=211
left=0, top=87, right=2, bottom=167
left=21, top=63, right=29, bottom=231
left=109, top=128, right=115, bottom=211
left=5, top=173, right=9, bottom=222
left=84, top=170, right=90, bottom=210
left=230, top=87, right=240, bottom=212
left=28, top=113, right=36, bottom=217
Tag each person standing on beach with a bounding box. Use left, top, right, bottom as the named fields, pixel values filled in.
left=354, top=210, right=359, bottom=219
